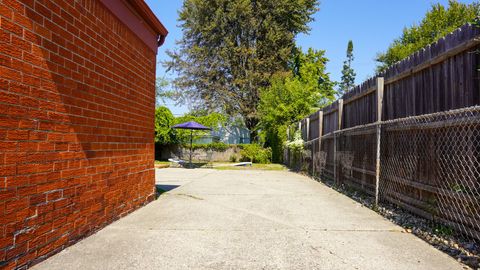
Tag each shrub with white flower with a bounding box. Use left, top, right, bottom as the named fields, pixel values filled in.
left=285, top=130, right=304, bottom=153
left=285, top=130, right=304, bottom=170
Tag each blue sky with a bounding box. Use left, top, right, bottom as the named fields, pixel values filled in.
left=146, top=0, right=476, bottom=115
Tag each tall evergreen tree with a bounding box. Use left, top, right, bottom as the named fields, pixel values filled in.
left=338, top=40, right=356, bottom=96
left=164, top=0, right=319, bottom=141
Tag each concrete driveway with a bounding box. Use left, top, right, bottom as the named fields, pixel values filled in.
left=34, top=168, right=464, bottom=270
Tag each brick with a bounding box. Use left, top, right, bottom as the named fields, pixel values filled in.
left=1, top=17, right=23, bottom=36
left=37, top=142, right=54, bottom=151
left=0, top=78, right=9, bottom=90
left=0, top=66, right=21, bottom=82
left=0, top=189, right=16, bottom=201
left=33, top=23, right=51, bottom=39
left=19, top=119, right=37, bottom=129
left=5, top=198, right=29, bottom=213
left=5, top=175, right=28, bottom=188
left=0, top=235, right=14, bottom=249
left=6, top=242, right=27, bottom=261
left=17, top=185, right=36, bottom=197
left=13, top=12, right=33, bottom=30
left=2, top=0, right=24, bottom=15
left=25, top=10, right=43, bottom=28
left=0, top=0, right=160, bottom=267
left=0, top=91, right=18, bottom=104
left=10, top=81, right=32, bottom=94
left=4, top=153, right=26, bottom=164
left=28, top=235, right=46, bottom=250
left=0, top=4, right=14, bottom=19
left=17, top=142, right=37, bottom=152
left=46, top=190, right=62, bottom=201
left=37, top=181, right=61, bottom=193
left=0, top=130, right=7, bottom=140
left=0, top=117, right=18, bottom=128
left=11, top=58, right=33, bottom=74
left=43, top=38, right=58, bottom=53
left=11, top=35, right=31, bottom=52
left=19, top=96, right=38, bottom=107
left=29, top=194, right=46, bottom=206
left=24, top=52, right=45, bottom=67
left=0, top=141, right=17, bottom=152
left=25, top=153, right=47, bottom=163
left=29, top=131, right=47, bottom=141
left=0, top=53, right=11, bottom=67
left=34, top=2, right=51, bottom=20
left=6, top=130, right=29, bottom=140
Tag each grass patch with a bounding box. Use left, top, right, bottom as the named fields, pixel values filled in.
left=155, top=160, right=286, bottom=171
left=154, top=161, right=170, bottom=169
left=433, top=224, right=454, bottom=236
left=155, top=161, right=170, bottom=165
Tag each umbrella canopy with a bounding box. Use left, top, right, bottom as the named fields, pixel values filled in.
left=172, top=121, right=212, bottom=168
left=172, top=121, right=212, bottom=130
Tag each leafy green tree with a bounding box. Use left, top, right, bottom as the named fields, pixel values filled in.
left=338, top=40, right=356, bottom=96
left=173, top=111, right=228, bottom=144
left=164, top=0, right=319, bottom=141
left=155, top=106, right=177, bottom=145
left=155, top=105, right=228, bottom=146
left=258, top=48, right=335, bottom=162
left=376, top=0, right=480, bottom=73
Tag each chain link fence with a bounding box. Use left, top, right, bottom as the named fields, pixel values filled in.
left=379, top=106, right=480, bottom=241
left=336, top=124, right=377, bottom=196
left=286, top=106, right=480, bottom=241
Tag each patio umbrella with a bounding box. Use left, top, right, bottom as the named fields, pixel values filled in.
left=172, top=121, right=212, bottom=168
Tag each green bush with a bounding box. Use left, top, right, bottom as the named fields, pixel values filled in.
left=188, top=142, right=230, bottom=152
left=155, top=106, right=177, bottom=145
left=240, top=144, right=272, bottom=164
left=229, top=154, right=238, bottom=163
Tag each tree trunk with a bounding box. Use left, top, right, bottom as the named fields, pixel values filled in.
left=249, top=129, right=258, bottom=143
left=245, top=116, right=259, bottom=143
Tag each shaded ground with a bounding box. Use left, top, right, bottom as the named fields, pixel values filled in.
left=33, top=169, right=464, bottom=270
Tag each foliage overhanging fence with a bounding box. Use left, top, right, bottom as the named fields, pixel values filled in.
left=285, top=23, right=480, bottom=241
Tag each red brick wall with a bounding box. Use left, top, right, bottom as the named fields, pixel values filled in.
left=0, top=0, right=157, bottom=268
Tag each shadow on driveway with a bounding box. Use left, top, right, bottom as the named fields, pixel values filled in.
left=155, top=184, right=180, bottom=198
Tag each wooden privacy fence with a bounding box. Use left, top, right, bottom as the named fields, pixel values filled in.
left=285, top=23, right=480, bottom=240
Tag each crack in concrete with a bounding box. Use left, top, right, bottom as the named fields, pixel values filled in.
left=162, top=193, right=204, bottom=200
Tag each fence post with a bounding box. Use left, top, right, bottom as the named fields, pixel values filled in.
left=285, top=125, right=290, bottom=165
left=306, top=118, right=310, bottom=141
left=306, top=117, right=312, bottom=174
left=334, top=99, right=344, bottom=185
left=316, top=111, right=324, bottom=179
left=375, top=77, right=384, bottom=207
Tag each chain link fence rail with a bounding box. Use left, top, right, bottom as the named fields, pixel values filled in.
left=289, top=106, right=480, bottom=241
left=379, top=106, right=480, bottom=240
left=336, top=124, right=377, bottom=196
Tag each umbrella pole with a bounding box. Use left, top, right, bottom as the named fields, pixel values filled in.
left=189, top=130, right=193, bottom=168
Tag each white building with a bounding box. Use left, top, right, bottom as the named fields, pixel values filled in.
left=194, top=125, right=250, bottom=144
